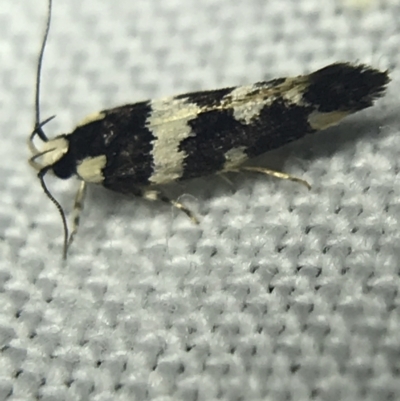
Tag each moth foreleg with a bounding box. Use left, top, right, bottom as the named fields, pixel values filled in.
left=228, top=166, right=311, bottom=190
left=68, top=180, right=87, bottom=248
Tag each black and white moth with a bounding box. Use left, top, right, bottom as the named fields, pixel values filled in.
left=30, top=0, right=390, bottom=258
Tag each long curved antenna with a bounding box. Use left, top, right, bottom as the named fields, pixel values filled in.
left=38, top=167, right=69, bottom=260
left=33, top=0, right=53, bottom=142
left=29, top=115, right=56, bottom=154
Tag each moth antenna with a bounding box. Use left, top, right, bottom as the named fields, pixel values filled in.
left=32, top=0, right=53, bottom=142
left=29, top=115, right=56, bottom=154
left=38, top=167, right=69, bottom=260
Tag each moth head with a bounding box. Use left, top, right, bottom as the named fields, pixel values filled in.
left=29, top=132, right=71, bottom=176
left=29, top=119, right=72, bottom=259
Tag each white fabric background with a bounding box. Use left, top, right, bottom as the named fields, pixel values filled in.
left=1, top=0, right=400, bottom=400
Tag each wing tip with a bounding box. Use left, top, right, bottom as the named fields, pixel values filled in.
left=304, top=62, right=390, bottom=113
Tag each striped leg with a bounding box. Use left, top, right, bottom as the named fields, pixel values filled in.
left=68, top=180, right=87, bottom=248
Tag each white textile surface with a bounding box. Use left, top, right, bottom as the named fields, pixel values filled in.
left=1, top=0, right=400, bottom=400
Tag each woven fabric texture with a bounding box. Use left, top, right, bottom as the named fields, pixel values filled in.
left=1, top=0, right=400, bottom=400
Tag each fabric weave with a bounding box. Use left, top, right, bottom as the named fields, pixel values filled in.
left=1, top=0, right=399, bottom=400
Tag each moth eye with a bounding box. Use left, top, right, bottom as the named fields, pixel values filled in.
left=52, top=153, right=75, bottom=179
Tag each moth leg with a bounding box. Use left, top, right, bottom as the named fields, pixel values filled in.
left=229, top=166, right=311, bottom=190
left=217, top=172, right=235, bottom=186
left=143, top=190, right=199, bottom=224
left=68, top=180, right=87, bottom=248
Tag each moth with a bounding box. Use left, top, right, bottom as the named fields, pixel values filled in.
left=29, top=0, right=390, bottom=258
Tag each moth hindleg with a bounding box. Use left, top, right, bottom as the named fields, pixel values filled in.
left=228, top=166, right=311, bottom=190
